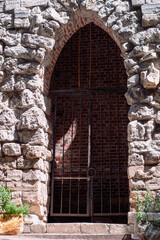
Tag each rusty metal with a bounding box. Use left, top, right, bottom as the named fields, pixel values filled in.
left=50, top=87, right=128, bottom=219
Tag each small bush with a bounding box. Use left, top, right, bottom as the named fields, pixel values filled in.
left=0, top=185, right=29, bottom=216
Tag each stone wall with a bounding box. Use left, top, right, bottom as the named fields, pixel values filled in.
left=0, top=0, right=160, bottom=233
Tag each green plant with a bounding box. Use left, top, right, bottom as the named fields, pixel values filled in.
left=136, top=190, right=160, bottom=224
left=0, top=185, right=29, bottom=216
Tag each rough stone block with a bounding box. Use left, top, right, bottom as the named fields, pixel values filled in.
left=29, top=204, right=45, bottom=217
left=19, top=128, right=49, bottom=147
left=7, top=169, right=22, bottom=181
left=23, top=169, right=46, bottom=182
left=128, top=153, right=144, bottom=166
left=14, top=18, right=30, bottom=28
left=128, top=166, right=144, bottom=179
left=109, top=224, right=129, bottom=235
left=141, top=63, right=160, bottom=89
left=128, top=104, right=154, bottom=121
left=7, top=180, right=41, bottom=191
left=23, top=145, right=50, bottom=161
left=30, top=223, right=46, bottom=233
left=128, top=120, right=145, bottom=141
left=21, top=0, right=48, bottom=8
left=0, top=2, right=4, bottom=12
left=22, top=33, right=55, bottom=51
left=23, top=224, right=31, bottom=233
left=2, top=31, right=21, bottom=46
left=22, top=191, right=43, bottom=205
left=47, top=223, right=81, bottom=234
left=2, top=143, right=21, bottom=156
left=0, top=71, right=4, bottom=82
left=131, top=0, right=145, bottom=6
left=24, top=214, right=40, bottom=225
left=5, top=0, right=20, bottom=11
left=142, top=14, right=159, bottom=27
left=0, top=42, right=3, bottom=54
left=128, top=212, right=136, bottom=225
left=17, top=89, right=34, bottom=108
left=14, top=7, right=30, bottom=18
left=81, top=223, right=109, bottom=234
left=17, top=107, right=48, bottom=131
left=142, top=4, right=160, bottom=14
left=146, top=0, right=160, bottom=3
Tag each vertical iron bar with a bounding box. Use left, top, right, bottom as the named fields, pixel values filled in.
left=100, top=94, right=103, bottom=214
left=89, top=92, right=93, bottom=220
left=116, top=46, right=121, bottom=213
left=50, top=95, right=57, bottom=215
left=60, top=97, right=66, bottom=214
left=69, top=97, right=74, bottom=214
left=78, top=94, right=82, bottom=214
left=108, top=93, right=112, bottom=213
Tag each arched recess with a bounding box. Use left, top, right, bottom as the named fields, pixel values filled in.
left=49, top=22, right=129, bottom=224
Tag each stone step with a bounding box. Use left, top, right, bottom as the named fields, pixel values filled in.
left=0, top=234, right=129, bottom=240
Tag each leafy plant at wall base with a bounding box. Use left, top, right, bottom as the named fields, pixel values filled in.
left=0, top=185, right=29, bottom=217
left=136, top=189, right=160, bottom=225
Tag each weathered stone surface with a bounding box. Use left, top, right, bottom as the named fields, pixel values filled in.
left=81, top=223, right=109, bottom=234
left=128, top=212, right=136, bottom=225
left=17, top=156, right=45, bottom=171
left=155, top=111, right=160, bottom=124
left=0, top=108, right=17, bottom=139
left=109, top=224, right=129, bottom=235
left=141, top=63, right=160, bottom=89
left=14, top=62, right=40, bottom=75
left=17, top=89, right=34, bottom=108
left=17, top=107, right=48, bottom=131
left=0, top=2, right=4, bottom=13
left=129, top=28, right=160, bottom=45
left=128, top=166, right=144, bottom=179
left=14, top=80, right=26, bottom=91
left=21, top=0, right=48, bottom=8
left=130, top=179, right=145, bottom=190
left=47, top=223, right=81, bottom=234
left=1, top=75, right=15, bottom=92
left=24, top=214, right=40, bottom=225
left=0, top=157, right=16, bottom=170
left=128, top=104, right=155, bottom=121
left=30, top=223, right=46, bottom=233
left=2, top=143, right=21, bottom=156
left=128, top=120, right=145, bottom=141
left=29, top=204, right=45, bottom=217
left=142, top=13, right=159, bottom=27
left=7, top=180, right=41, bottom=191
left=129, top=141, right=151, bottom=154
left=5, top=0, right=20, bottom=11
left=0, top=42, right=3, bottom=55
left=7, top=169, right=22, bottom=181
left=0, top=71, right=4, bottom=82
left=0, top=13, right=12, bottom=29
left=23, top=145, right=51, bottom=161
left=43, top=8, right=67, bottom=24
left=22, top=191, right=43, bottom=205
left=131, top=0, right=145, bottom=6
left=19, top=128, right=49, bottom=147
left=1, top=31, right=21, bottom=46
left=22, top=33, right=55, bottom=51
left=14, top=7, right=30, bottom=18
left=128, top=153, right=144, bottom=166
left=14, top=18, right=30, bottom=28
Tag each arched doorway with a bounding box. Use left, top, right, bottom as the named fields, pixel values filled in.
left=49, top=23, right=129, bottom=223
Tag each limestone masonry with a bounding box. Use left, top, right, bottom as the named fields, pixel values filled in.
left=1, top=0, right=160, bottom=234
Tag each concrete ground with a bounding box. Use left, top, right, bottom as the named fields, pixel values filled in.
left=0, top=234, right=129, bottom=240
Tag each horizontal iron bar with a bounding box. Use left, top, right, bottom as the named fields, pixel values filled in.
left=50, top=213, right=90, bottom=217
left=50, top=213, right=127, bottom=217
left=50, top=87, right=126, bottom=94
left=54, top=176, right=128, bottom=180
left=93, top=213, right=128, bottom=216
